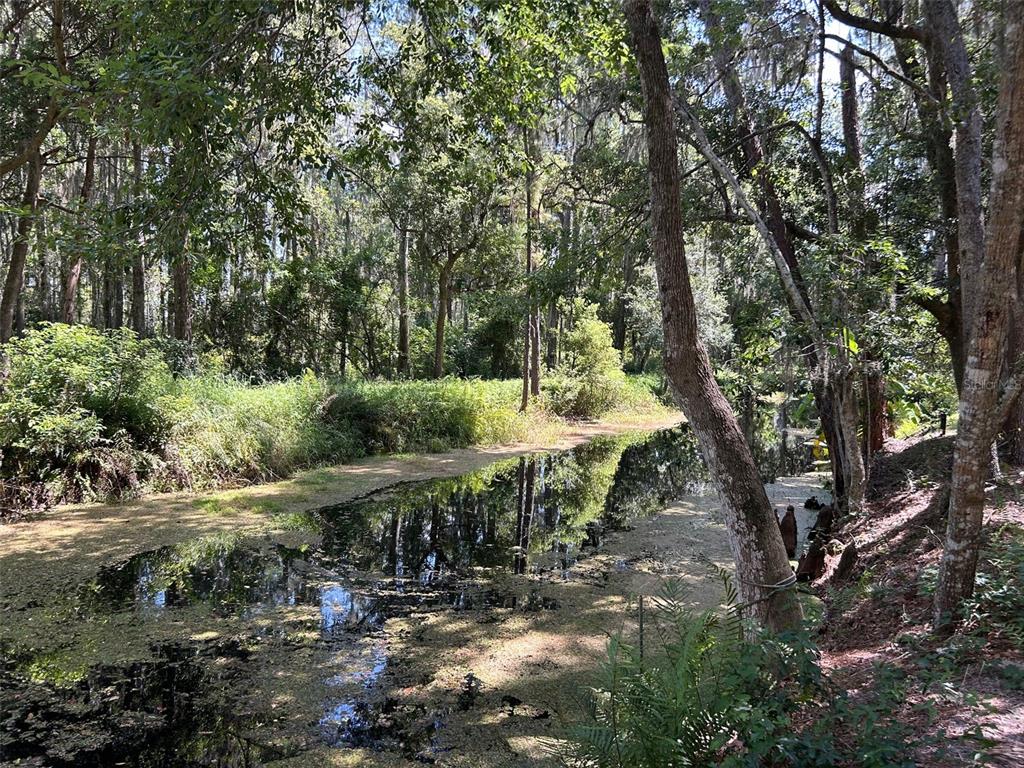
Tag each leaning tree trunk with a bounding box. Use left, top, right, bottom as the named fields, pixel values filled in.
left=0, top=150, right=42, bottom=343
left=61, top=136, right=97, bottom=324
left=624, top=0, right=801, bottom=633
left=698, top=0, right=847, bottom=503
left=934, top=4, right=1024, bottom=630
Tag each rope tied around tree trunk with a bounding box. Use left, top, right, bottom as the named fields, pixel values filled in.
left=733, top=571, right=798, bottom=612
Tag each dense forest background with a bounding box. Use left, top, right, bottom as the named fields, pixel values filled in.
left=4, top=0, right=988, bottom=398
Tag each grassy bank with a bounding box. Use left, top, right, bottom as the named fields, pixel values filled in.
left=0, top=325, right=671, bottom=509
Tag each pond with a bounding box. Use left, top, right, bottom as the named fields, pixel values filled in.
left=1, top=426, right=729, bottom=766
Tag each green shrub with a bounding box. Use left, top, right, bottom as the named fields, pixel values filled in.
left=545, top=303, right=626, bottom=418
left=0, top=324, right=172, bottom=503
left=564, top=579, right=918, bottom=768
left=1, top=325, right=663, bottom=508
left=961, top=526, right=1024, bottom=649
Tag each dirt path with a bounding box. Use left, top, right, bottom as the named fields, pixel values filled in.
left=0, top=413, right=682, bottom=613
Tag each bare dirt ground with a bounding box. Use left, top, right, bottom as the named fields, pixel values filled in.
left=816, top=435, right=1024, bottom=768
left=0, top=413, right=682, bottom=614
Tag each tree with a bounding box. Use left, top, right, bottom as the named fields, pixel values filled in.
left=0, top=152, right=42, bottom=344
left=60, top=136, right=97, bottom=324
left=623, top=0, right=801, bottom=633
left=933, top=2, right=1024, bottom=630
left=693, top=0, right=867, bottom=513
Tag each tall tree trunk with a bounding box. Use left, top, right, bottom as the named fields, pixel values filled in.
left=924, top=1, right=986, bottom=345
left=545, top=300, right=558, bottom=370
left=103, top=146, right=123, bottom=329
left=836, top=370, right=866, bottom=511
left=339, top=308, right=349, bottom=376
left=840, top=42, right=887, bottom=465
left=171, top=229, right=191, bottom=342
left=433, top=255, right=452, bottom=379
left=521, top=128, right=541, bottom=406
left=888, top=25, right=966, bottom=390
left=0, top=150, right=42, bottom=343
left=61, top=136, right=97, bottom=324
left=547, top=206, right=571, bottom=370
left=130, top=142, right=147, bottom=336
left=38, top=213, right=54, bottom=321
left=520, top=311, right=531, bottom=410
left=397, top=222, right=410, bottom=377
left=624, top=0, right=801, bottom=633
left=865, top=372, right=888, bottom=454
left=103, top=260, right=122, bottom=329
left=934, top=4, right=1024, bottom=630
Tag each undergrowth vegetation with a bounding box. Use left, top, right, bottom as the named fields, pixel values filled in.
left=564, top=578, right=919, bottom=768
left=546, top=303, right=630, bottom=418
left=0, top=324, right=669, bottom=508
left=963, top=527, right=1024, bottom=649
left=920, top=525, right=1024, bottom=651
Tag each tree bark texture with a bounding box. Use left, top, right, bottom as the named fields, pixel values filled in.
left=0, top=150, right=42, bottom=343
left=624, top=0, right=801, bottom=633
left=934, top=4, right=1024, bottom=629
left=61, top=136, right=97, bottom=324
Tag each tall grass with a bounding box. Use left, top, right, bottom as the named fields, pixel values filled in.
left=0, top=325, right=669, bottom=506
left=159, top=373, right=337, bottom=487
left=162, top=375, right=533, bottom=490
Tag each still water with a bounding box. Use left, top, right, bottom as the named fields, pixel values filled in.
left=1, top=427, right=710, bottom=766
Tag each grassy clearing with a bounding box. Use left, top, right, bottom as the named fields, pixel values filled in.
left=0, top=325, right=671, bottom=508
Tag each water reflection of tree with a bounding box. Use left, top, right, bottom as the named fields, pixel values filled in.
left=289, top=428, right=704, bottom=581
left=513, top=457, right=536, bottom=574
left=85, top=534, right=315, bottom=612
left=603, top=426, right=708, bottom=527
left=87, top=429, right=710, bottom=605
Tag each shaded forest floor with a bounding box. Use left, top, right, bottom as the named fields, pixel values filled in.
left=816, top=435, right=1024, bottom=767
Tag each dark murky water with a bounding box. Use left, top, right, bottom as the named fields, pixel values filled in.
left=1, top=427, right=712, bottom=766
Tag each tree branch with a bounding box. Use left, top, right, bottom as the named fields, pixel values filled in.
left=822, top=0, right=928, bottom=43
left=823, top=33, right=935, bottom=99
left=0, top=100, right=62, bottom=178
